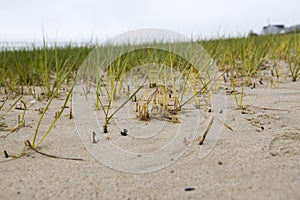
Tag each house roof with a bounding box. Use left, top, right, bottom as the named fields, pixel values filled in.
left=263, top=24, right=285, bottom=29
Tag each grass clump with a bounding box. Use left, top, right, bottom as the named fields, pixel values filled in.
left=200, top=32, right=300, bottom=108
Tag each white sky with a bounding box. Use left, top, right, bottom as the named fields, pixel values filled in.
left=0, top=0, right=299, bottom=43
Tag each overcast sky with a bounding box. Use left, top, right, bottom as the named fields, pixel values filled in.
left=0, top=0, right=299, bottom=43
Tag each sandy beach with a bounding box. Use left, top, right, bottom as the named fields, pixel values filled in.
left=0, top=79, right=299, bottom=199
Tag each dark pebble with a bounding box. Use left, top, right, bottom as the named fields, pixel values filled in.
left=218, top=161, right=223, bottom=165
left=185, top=187, right=196, bottom=191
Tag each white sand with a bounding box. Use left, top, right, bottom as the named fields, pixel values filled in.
left=0, top=80, right=299, bottom=199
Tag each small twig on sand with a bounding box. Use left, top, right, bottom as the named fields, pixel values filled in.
left=199, top=116, right=214, bottom=145
left=3, top=146, right=26, bottom=160
left=69, top=93, right=73, bottom=119
left=198, top=115, right=233, bottom=145
left=214, top=117, right=234, bottom=131
left=4, top=150, right=9, bottom=158
left=92, top=131, right=97, bottom=143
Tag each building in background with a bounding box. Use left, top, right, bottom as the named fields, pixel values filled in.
left=287, top=24, right=300, bottom=33
left=262, top=24, right=300, bottom=35
left=262, top=25, right=285, bottom=35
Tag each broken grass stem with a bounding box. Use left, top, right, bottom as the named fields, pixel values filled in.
left=199, top=116, right=214, bottom=145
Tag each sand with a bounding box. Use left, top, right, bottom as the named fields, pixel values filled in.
left=0, top=79, right=299, bottom=199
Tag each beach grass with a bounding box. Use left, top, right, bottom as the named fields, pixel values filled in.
left=0, top=32, right=299, bottom=147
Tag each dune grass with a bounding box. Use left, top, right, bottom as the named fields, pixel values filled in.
left=200, top=33, right=300, bottom=108
left=0, top=32, right=299, bottom=148
left=0, top=43, right=92, bottom=96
